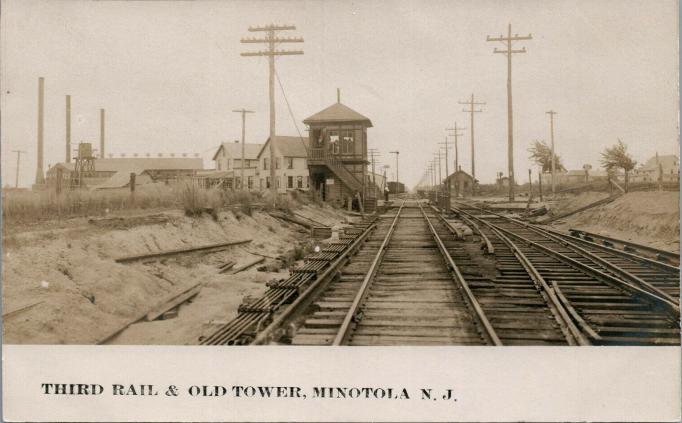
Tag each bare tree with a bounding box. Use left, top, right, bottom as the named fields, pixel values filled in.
left=528, top=140, right=566, bottom=172
left=600, top=138, right=637, bottom=192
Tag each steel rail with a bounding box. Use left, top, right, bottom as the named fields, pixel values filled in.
left=468, top=204, right=679, bottom=274
left=419, top=203, right=502, bottom=345
left=249, top=220, right=379, bottom=345
left=567, top=228, right=680, bottom=265
left=548, top=227, right=679, bottom=272
left=461, top=207, right=680, bottom=312
left=332, top=201, right=406, bottom=346
left=484, top=223, right=590, bottom=346
left=457, top=207, right=680, bottom=319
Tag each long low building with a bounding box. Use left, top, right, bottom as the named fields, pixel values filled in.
left=46, top=157, right=204, bottom=189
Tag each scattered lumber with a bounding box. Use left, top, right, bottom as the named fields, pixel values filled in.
left=115, top=239, right=252, bottom=263
left=96, top=283, right=203, bottom=344
left=541, top=195, right=620, bottom=223
left=292, top=212, right=327, bottom=227
left=218, top=260, right=236, bottom=273
left=145, top=283, right=202, bottom=321
left=268, top=211, right=313, bottom=229
left=89, top=213, right=169, bottom=228
left=2, top=301, right=45, bottom=319
left=231, top=257, right=266, bottom=274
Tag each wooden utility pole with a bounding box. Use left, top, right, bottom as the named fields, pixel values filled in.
left=389, top=151, right=399, bottom=194
left=459, top=93, right=485, bottom=196
left=35, top=77, right=45, bottom=186
left=446, top=123, right=466, bottom=198
left=434, top=151, right=442, bottom=190
left=546, top=110, right=558, bottom=197
left=100, top=109, right=105, bottom=159
left=12, top=150, right=26, bottom=188
left=66, top=95, right=72, bottom=163
left=538, top=170, right=543, bottom=201
left=232, top=108, right=255, bottom=190
left=241, top=24, right=303, bottom=205
left=438, top=136, right=452, bottom=198
left=368, top=148, right=380, bottom=198
left=487, top=24, right=532, bottom=202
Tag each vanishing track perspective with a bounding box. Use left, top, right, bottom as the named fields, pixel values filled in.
left=201, top=198, right=680, bottom=346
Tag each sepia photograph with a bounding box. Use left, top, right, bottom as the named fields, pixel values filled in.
left=2, top=0, right=679, bottom=351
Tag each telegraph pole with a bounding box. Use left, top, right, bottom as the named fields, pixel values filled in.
left=546, top=110, right=558, bottom=197
left=232, top=108, right=255, bottom=190
left=389, top=151, right=399, bottom=195
left=241, top=24, right=303, bottom=205
left=446, top=123, right=466, bottom=198
left=459, top=93, right=485, bottom=196
left=487, top=24, right=532, bottom=202
left=438, top=136, right=452, bottom=198
left=12, top=150, right=26, bottom=188
left=433, top=151, right=442, bottom=191
left=368, top=148, right=380, bottom=197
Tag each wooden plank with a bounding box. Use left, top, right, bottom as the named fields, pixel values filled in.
left=2, top=301, right=45, bottom=319
left=115, top=239, right=252, bottom=263
left=146, top=283, right=202, bottom=321
left=230, top=257, right=266, bottom=274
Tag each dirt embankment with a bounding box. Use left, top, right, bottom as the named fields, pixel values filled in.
left=2, top=204, right=349, bottom=344
left=550, top=191, right=680, bottom=252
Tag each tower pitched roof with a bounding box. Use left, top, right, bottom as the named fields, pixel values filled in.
left=303, top=102, right=372, bottom=127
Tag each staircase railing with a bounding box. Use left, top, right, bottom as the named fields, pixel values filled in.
left=310, top=148, right=363, bottom=192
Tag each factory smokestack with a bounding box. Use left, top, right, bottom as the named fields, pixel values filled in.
left=100, top=108, right=105, bottom=158
left=35, top=77, right=45, bottom=185
left=66, top=95, right=71, bottom=163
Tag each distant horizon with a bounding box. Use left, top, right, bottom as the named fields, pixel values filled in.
left=1, top=0, right=678, bottom=188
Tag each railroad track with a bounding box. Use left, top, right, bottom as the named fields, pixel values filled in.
left=201, top=199, right=679, bottom=346
left=290, top=201, right=498, bottom=346
left=451, top=202, right=680, bottom=346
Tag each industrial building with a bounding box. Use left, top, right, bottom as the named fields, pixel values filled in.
left=46, top=156, right=203, bottom=189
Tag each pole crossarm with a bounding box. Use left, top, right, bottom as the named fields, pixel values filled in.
left=486, top=24, right=533, bottom=202
left=241, top=23, right=303, bottom=206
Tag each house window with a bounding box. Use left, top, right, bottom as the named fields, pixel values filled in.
left=276, top=176, right=280, bottom=188
left=275, top=157, right=281, bottom=169
left=260, top=178, right=264, bottom=189
left=297, top=176, right=303, bottom=188
left=287, top=176, right=293, bottom=188
left=287, top=157, right=294, bottom=169
left=263, top=158, right=269, bottom=170
left=227, top=159, right=231, bottom=169
left=217, top=162, right=221, bottom=171
left=248, top=176, right=253, bottom=189
left=235, top=177, right=241, bottom=189
left=328, top=130, right=340, bottom=154
left=234, top=159, right=241, bottom=169
left=341, top=129, right=354, bottom=154
left=266, top=177, right=271, bottom=188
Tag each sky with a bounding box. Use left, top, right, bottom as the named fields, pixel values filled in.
left=1, top=0, right=679, bottom=188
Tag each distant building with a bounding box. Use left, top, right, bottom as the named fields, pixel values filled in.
left=304, top=100, right=372, bottom=208
left=45, top=157, right=203, bottom=189
left=540, top=165, right=609, bottom=185
left=632, top=154, right=679, bottom=182
left=212, top=141, right=263, bottom=189
left=446, top=170, right=475, bottom=197
left=256, top=136, right=310, bottom=193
